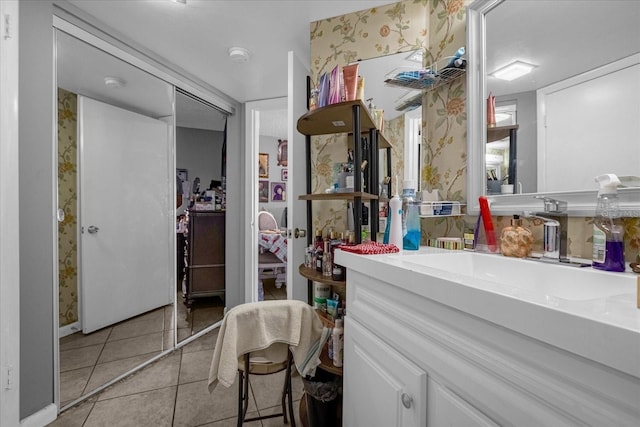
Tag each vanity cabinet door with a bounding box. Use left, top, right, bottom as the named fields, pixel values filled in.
left=428, top=379, right=499, bottom=427
left=344, top=318, right=426, bottom=427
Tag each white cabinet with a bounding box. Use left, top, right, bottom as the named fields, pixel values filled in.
left=345, top=316, right=498, bottom=427
left=344, top=319, right=426, bottom=427
left=342, top=268, right=640, bottom=427
left=428, top=380, right=499, bottom=427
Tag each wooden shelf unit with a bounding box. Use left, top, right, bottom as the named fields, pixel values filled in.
left=297, top=99, right=388, bottom=247
left=299, top=264, right=346, bottom=287
left=297, top=100, right=377, bottom=136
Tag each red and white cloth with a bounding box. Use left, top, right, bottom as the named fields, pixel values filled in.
left=259, top=232, right=288, bottom=262
left=338, top=241, right=400, bottom=255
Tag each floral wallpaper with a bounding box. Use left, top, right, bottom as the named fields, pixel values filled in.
left=309, top=0, right=640, bottom=264
left=58, top=88, right=79, bottom=326
left=309, top=0, right=428, bottom=233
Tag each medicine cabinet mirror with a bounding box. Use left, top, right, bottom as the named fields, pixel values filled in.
left=467, top=0, right=640, bottom=215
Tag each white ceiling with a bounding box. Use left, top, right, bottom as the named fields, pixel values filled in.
left=66, top=0, right=396, bottom=104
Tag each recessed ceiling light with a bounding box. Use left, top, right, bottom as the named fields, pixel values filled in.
left=228, top=47, right=250, bottom=63
left=490, top=60, right=537, bottom=81
left=172, top=0, right=187, bottom=4
left=104, top=76, right=126, bottom=88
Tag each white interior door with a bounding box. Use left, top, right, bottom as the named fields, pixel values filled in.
left=286, top=50, right=309, bottom=303
left=79, top=96, right=173, bottom=334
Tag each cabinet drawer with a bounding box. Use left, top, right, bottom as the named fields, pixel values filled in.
left=188, top=266, right=224, bottom=293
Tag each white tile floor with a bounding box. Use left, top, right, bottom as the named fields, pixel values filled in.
left=53, top=281, right=295, bottom=426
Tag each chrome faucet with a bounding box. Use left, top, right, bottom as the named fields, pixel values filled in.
left=523, top=197, right=569, bottom=263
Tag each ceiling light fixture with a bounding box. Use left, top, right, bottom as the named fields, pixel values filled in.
left=172, top=0, right=187, bottom=4
left=104, top=76, right=126, bottom=89
left=490, top=60, right=537, bottom=81
left=228, top=47, right=250, bottom=63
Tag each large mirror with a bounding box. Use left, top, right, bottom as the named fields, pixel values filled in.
left=467, top=0, right=640, bottom=215
left=175, top=90, right=228, bottom=343
left=56, top=27, right=227, bottom=409
left=356, top=49, right=425, bottom=192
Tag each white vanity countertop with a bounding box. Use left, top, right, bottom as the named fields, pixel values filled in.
left=335, top=246, right=640, bottom=378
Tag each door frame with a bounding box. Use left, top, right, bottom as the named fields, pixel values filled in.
left=244, top=97, right=289, bottom=303
left=0, top=1, right=20, bottom=424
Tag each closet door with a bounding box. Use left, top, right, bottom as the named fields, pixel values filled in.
left=79, top=96, right=173, bottom=333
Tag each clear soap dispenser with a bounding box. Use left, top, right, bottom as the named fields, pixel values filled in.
left=500, top=215, right=534, bottom=258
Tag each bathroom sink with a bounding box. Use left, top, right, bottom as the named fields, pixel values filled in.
left=397, top=252, right=635, bottom=301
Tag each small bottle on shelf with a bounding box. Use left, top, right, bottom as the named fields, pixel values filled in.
left=322, top=241, right=332, bottom=277
left=314, top=228, right=323, bottom=250
left=315, top=244, right=324, bottom=273
left=332, top=318, right=344, bottom=367
left=331, top=262, right=344, bottom=281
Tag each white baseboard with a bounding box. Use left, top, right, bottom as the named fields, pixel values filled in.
left=59, top=321, right=81, bottom=338
left=20, top=403, right=57, bottom=427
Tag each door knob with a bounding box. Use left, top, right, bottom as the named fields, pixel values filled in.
left=87, top=225, right=100, bottom=234
left=294, top=228, right=306, bottom=238
left=401, top=393, right=413, bottom=409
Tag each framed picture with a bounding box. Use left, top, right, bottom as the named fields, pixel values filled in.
left=258, top=180, right=269, bottom=202
left=281, top=168, right=288, bottom=181
left=258, top=153, right=269, bottom=178
left=271, top=182, right=286, bottom=202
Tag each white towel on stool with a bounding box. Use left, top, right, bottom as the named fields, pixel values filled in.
left=208, top=300, right=329, bottom=392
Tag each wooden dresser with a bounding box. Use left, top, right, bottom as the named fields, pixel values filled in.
left=183, top=210, right=225, bottom=310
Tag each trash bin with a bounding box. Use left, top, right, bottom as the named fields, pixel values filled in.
left=302, top=369, right=340, bottom=427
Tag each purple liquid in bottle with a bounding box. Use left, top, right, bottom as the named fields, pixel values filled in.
left=592, top=240, right=625, bottom=272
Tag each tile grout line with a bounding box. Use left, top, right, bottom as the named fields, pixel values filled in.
left=170, top=347, right=184, bottom=426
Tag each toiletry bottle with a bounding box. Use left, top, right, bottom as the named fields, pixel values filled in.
left=593, top=174, right=625, bottom=272
left=322, top=240, right=332, bottom=277
left=401, top=180, right=416, bottom=238
left=332, top=319, right=344, bottom=367
left=500, top=215, right=534, bottom=258
left=402, top=180, right=420, bottom=250
left=315, top=243, right=324, bottom=273
left=388, top=189, right=403, bottom=249
left=383, top=203, right=391, bottom=244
